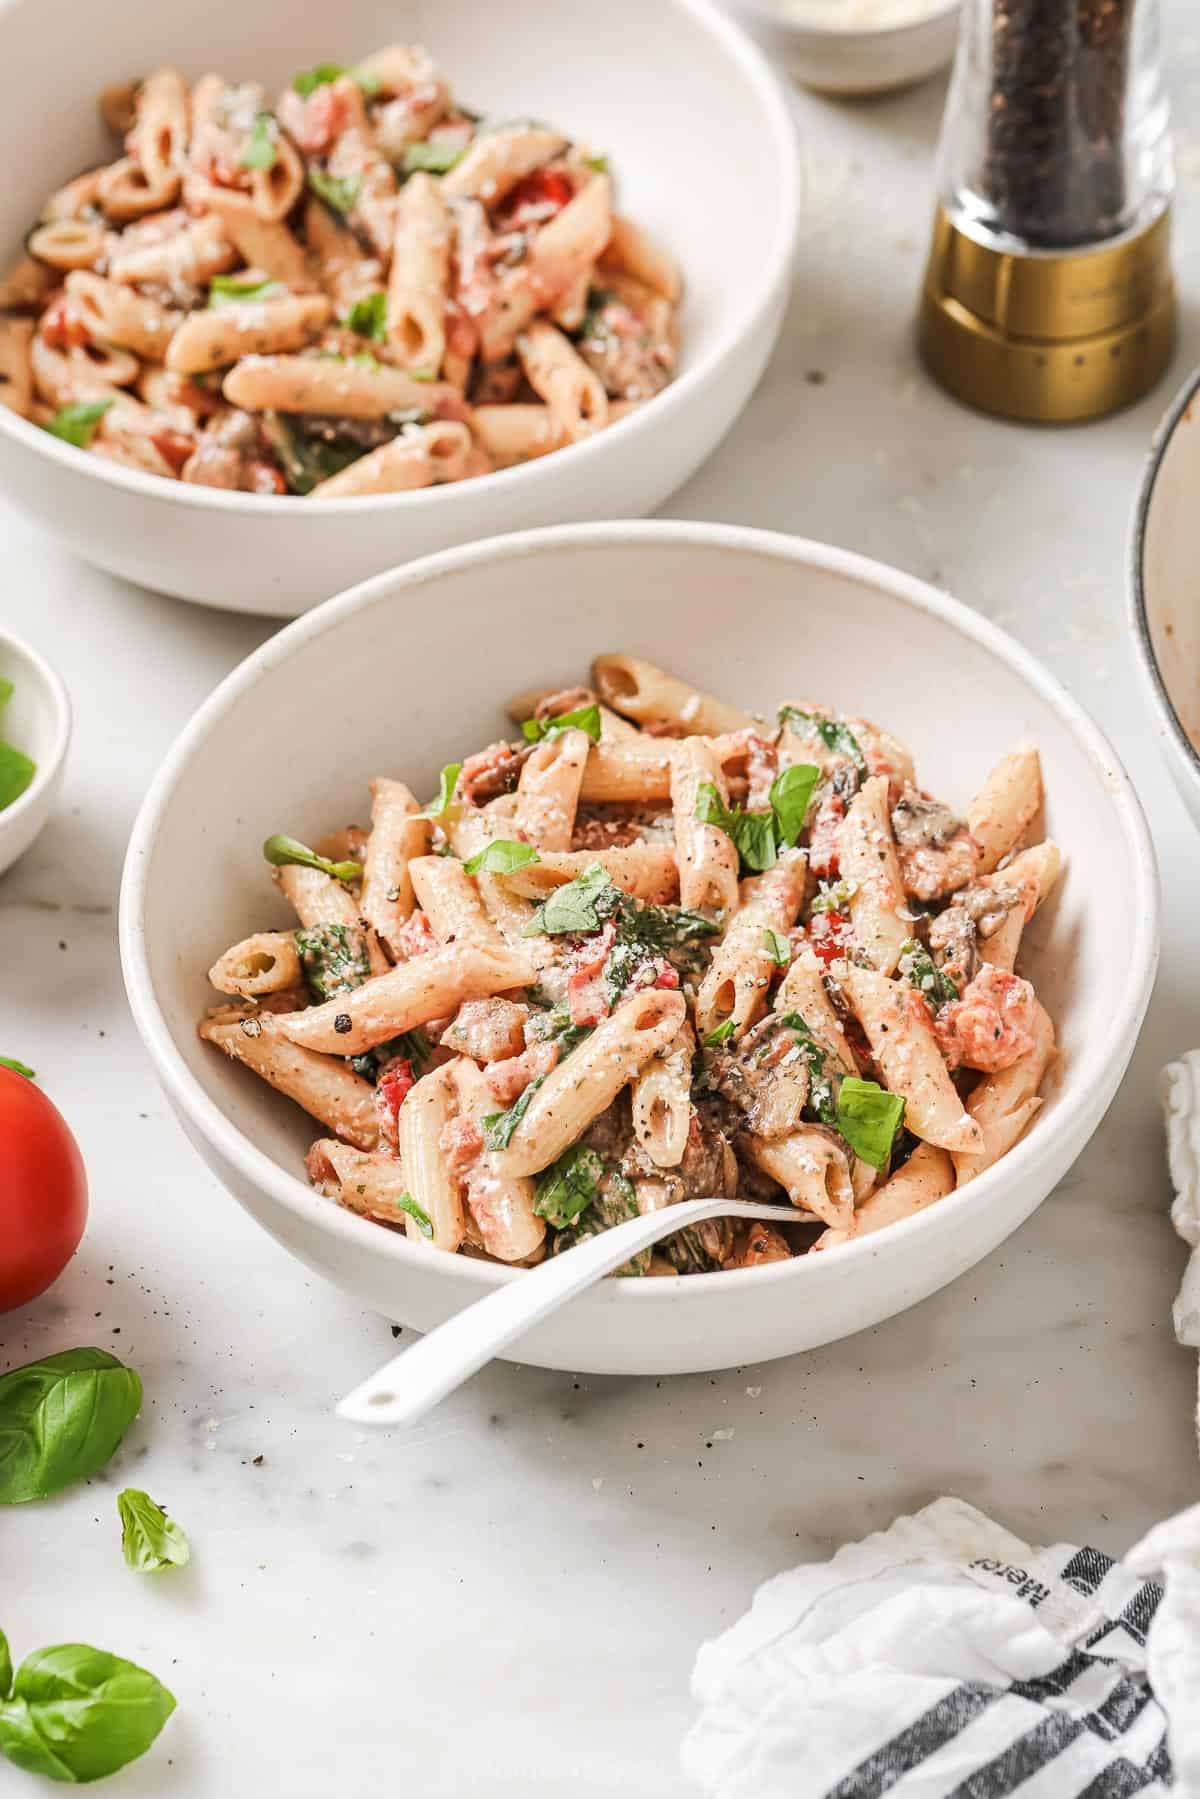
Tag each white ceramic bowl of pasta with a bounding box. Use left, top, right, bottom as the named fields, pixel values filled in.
left=120, top=522, right=1158, bottom=1375
left=1130, top=368, right=1200, bottom=831
left=0, top=628, right=72, bottom=878
left=0, top=0, right=797, bottom=618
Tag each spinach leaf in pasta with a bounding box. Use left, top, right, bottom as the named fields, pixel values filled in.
left=343, top=291, right=388, bottom=343
left=262, top=834, right=362, bottom=884
left=307, top=167, right=361, bottom=215
left=481, top=1077, right=545, bottom=1152
left=238, top=112, right=278, bottom=171
left=523, top=863, right=618, bottom=937
left=402, top=141, right=464, bottom=176
left=534, top=1145, right=604, bottom=1228
left=897, top=939, right=959, bottom=1009
left=43, top=400, right=112, bottom=449
left=394, top=1193, right=433, bottom=1238
left=296, top=923, right=370, bottom=1002
left=777, top=706, right=868, bottom=777
left=834, top=1078, right=906, bottom=1171
left=463, top=840, right=540, bottom=875
left=520, top=703, right=602, bottom=744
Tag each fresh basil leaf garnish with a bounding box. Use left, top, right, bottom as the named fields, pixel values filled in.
left=482, top=1077, right=544, bottom=1151
left=307, top=166, right=361, bottom=214
left=208, top=274, right=284, bottom=307
left=262, top=833, right=362, bottom=884
left=118, top=1489, right=190, bottom=1573
left=463, top=840, right=540, bottom=876
left=778, top=706, right=867, bottom=776
left=294, top=62, right=379, bottom=98
left=0, top=1640, right=175, bottom=1782
left=769, top=763, right=820, bottom=847
left=296, top=922, right=370, bottom=1002
left=534, top=1145, right=604, bottom=1228
left=704, top=1019, right=737, bottom=1047
left=395, top=1193, right=433, bottom=1237
left=402, top=140, right=464, bottom=175
left=763, top=927, right=791, bottom=968
left=523, top=862, right=617, bottom=936
left=43, top=399, right=112, bottom=448
left=0, top=1350, right=142, bottom=1505
left=343, top=290, right=388, bottom=342
left=835, top=1077, right=906, bottom=1171
left=694, top=783, right=777, bottom=873
left=238, top=111, right=278, bottom=171
left=520, top=703, right=602, bottom=744
left=898, top=939, right=959, bottom=1008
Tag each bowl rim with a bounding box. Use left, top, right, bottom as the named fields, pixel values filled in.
left=120, top=520, right=1160, bottom=1304
left=1129, top=364, right=1200, bottom=783
left=0, top=625, right=72, bottom=836
left=0, top=0, right=800, bottom=518
left=723, top=0, right=961, bottom=46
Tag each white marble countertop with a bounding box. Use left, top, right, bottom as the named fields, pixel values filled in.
left=5, top=18, right=1200, bottom=1796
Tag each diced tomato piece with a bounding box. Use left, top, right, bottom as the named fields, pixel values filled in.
left=40, top=292, right=90, bottom=352
left=149, top=429, right=196, bottom=476
left=807, top=910, right=854, bottom=969
left=439, top=1113, right=483, bottom=1174
left=567, top=969, right=610, bottom=1028
left=377, top=1059, right=415, bottom=1124
left=654, top=964, right=681, bottom=990
left=500, top=168, right=573, bottom=230
left=394, top=910, right=438, bottom=959
left=246, top=456, right=287, bottom=494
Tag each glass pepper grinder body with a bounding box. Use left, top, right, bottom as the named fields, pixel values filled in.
left=920, top=0, right=1175, bottom=423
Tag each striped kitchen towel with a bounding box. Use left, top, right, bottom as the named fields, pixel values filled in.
left=683, top=1496, right=1200, bottom=1797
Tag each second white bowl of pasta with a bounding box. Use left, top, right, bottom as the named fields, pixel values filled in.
left=120, top=522, right=1158, bottom=1375
left=0, top=0, right=797, bottom=615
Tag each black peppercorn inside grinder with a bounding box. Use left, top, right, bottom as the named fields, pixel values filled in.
left=919, top=0, right=1176, bottom=423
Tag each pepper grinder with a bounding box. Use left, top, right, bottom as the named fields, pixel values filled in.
left=919, top=0, right=1176, bottom=424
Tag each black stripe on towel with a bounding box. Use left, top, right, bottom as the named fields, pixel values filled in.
left=1060, top=1548, right=1114, bottom=1598
left=824, top=1686, right=997, bottom=1799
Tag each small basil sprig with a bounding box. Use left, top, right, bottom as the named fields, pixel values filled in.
left=522, top=862, right=615, bottom=937
left=0, top=1350, right=142, bottom=1506
left=418, top=763, right=462, bottom=822
left=43, top=399, right=112, bottom=449
left=763, top=927, right=791, bottom=968
left=520, top=703, right=602, bottom=744
left=262, top=834, right=362, bottom=884
left=703, top=1019, right=736, bottom=1047
left=482, top=1077, right=544, bottom=1151
left=464, top=840, right=539, bottom=876
left=395, top=1193, right=433, bottom=1237
left=117, top=1489, right=190, bottom=1574
left=898, top=939, right=959, bottom=1008
left=0, top=1631, right=175, bottom=1783
left=693, top=762, right=819, bottom=876
left=293, top=62, right=379, bottom=98
left=778, top=706, right=867, bottom=776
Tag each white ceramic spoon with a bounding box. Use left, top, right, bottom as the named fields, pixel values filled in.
left=337, top=1198, right=800, bottom=1427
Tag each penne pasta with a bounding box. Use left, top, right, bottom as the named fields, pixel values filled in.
left=450, top=1059, right=546, bottom=1262
left=593, top=654, right=753, bottom=735
left=307, top=1138, right=416, bottom=1227
left=968, top=745, right=1042, bottom=876
left=360, top=779, right=428, bottom=956
left=208, top=931, right=302, bottom=997
left=815, top=1142, right=956, bottom=1249
left=492, top=988, right=686, bottom=1178
left=601, top=213, right=683, bottom=302
left=839, top=775, right=910, bottom=976
left=409, top=855, right=506, bottom=951
left=631, top=1024, right=695, bottom=1169
left=275, top=942, right=534, bottom=1055
left=387, top=171, right=452, bottom=375
left=199, top=1007, right=379, bottom=1149
left=844, top=964, right=982, bottom=1154
left=953, top=1002, right=1055, bottom=1185
left=513, top=726, right=590, bottom=851
left=224, top=353, right=454, bottom=420
left=976, top=841, right=1063, bottom=973
left=0, top=317, right=35, bottom=417
left=670, top=736, right=740, bottom=915
left=65, top=271, right=179, bottom=360
left=503, top=844, right=679, bottom=905
left=695, top=853, right=806, bottom=1040
left=310, top=421, right=475, bottom=497
left=739, top=1127, right=855, bottom=1231
left=441, top=126, right=566, bottom=202
left=396, top=1063, right=465, bottom=1250
left=516, top=320, right=608, bottom=440
left=166, top=293, right=331, bottom=375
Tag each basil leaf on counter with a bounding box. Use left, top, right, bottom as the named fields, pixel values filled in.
left=117, top=1489, right=190, bottom=1574
left=402, top=140, right=463, bottom=175
left=0, top=1640, right=175, bottom=1783
left=0, top=1350, right=142, bottom=1505
left=395, top=1193, right=433, bottom=1238
left=534, top=1145, right=603, bottom=1228
left=262, top=834, right=362, bottom=884
left=43, top=400, right=112, bottom=449
left=482, top=1077, right=544, bottom=1151
left=418, top=763, right=462, bottom=821
left=463, top=840, right=540, bottom=876
left=343, top=290, right=388, bottom=342
left=835, top=1077, right=905, bottom=1171
left=520, top=703, right=602, bottom=744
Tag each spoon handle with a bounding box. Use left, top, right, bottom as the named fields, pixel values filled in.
left=336, top=1196, right=779, bottom=1427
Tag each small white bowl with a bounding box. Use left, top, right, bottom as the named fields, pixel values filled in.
left=720, top=0, right=961, bottom=95
left=0, top=629, right=71, bottom=877
left=0, top=0, right=798, bottom=618
left=120, top=522, right=1158, bottom=1376
left=1131, top=369, right=1200, bottom=830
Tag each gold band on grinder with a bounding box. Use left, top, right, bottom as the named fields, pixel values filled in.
left=918, top=205, right=1176, bottom=424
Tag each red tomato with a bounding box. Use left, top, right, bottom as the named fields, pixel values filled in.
left=0, top=1068, right=88, bottom=1311
left=245, top=457, right=288, bottom=495
left=807, top=910, right=854, bottom=969
left=500, top=168, right=573, bottom=229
